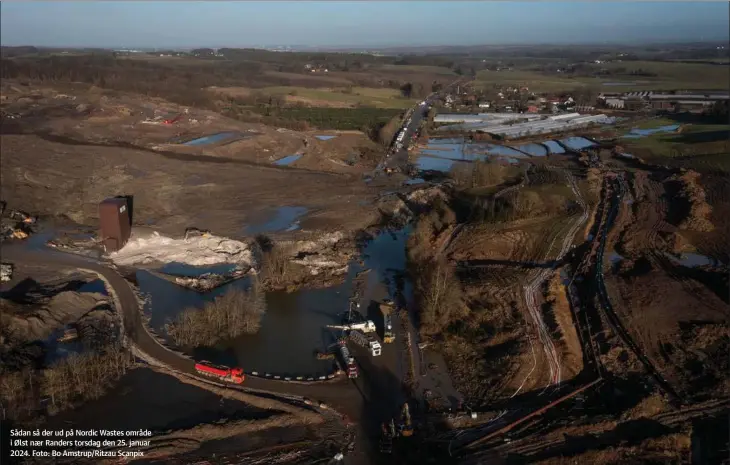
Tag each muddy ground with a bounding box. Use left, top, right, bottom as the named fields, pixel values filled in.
left=1, top=81, right=394, bottom=242
left=403, top=138, right=729, bottom=463
left=0, top=261, right=114, bottom=367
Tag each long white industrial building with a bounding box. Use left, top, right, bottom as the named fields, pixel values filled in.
left=436, top=112, right=615, bottom=139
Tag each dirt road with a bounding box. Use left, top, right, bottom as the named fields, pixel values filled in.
left=1, top=244, right=361, bottom=404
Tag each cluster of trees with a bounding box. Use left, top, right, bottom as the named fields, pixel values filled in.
left=407, top=199, right=468, bottom=337
left=0, top=342, right=133, bottom=421
left=257, top=238, right=299, bottom=288
left=166, top=281, right=266, bottom=348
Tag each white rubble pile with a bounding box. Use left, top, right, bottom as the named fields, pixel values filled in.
left=283, top=231, right=351, bottom=275
left=406, top=186, right=448, bottom=206
left=110, top=232, right=256, bottom=268
left=1, top=263, right=13, bottom=282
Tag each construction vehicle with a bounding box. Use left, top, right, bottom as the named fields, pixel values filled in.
left=339, top=341, right=358, bottom=379
left=327, top=320, right=376, bottom=333
left=194, top=361, right=245, bottom=384
left=349, top=329, right=382, bottom=356
left=379, top=419, right=396, bottom=454
left=400, top=402, right=413, bottom=437
left=379, top=302, right=395, bottom=343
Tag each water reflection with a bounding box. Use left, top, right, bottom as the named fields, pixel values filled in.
left=137, top=227, right=413, bottom=375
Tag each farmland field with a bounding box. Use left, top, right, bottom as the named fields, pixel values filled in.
left=476, top=60, right=730, bottom=93
left=210, top=85, right=415, bottom=109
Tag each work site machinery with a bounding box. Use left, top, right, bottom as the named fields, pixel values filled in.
left=349, top=329, right=382, bottom=356
left=379, top=302, right=395, bottom=343
left=400, top=402, right=414, bottom=437
left=379, top=419, right=396, bottom=454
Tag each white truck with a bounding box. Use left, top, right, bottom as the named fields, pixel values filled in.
left=350, top=329, right=382, bottom=356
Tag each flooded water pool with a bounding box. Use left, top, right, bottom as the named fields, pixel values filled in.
left=78, top=279, right=109, bottom=295
left=543, top=140, right=566, bottom=154
left=512, top=143, right=548, bottom=157
left=559, top=137, right=597, bottom=151
left=245, top=206, right=308, bottom=235
left=44, top=327, right=86, bottom=365
left=137, top=226, right=413, bottom=376
left=273, top=154, right=302, bottom=166
left=315, top=135, right=338, bottom=141
left=622, top=124, right=681, bottom=139
left=183, top=132, right=242, bottom=146
left=665, top=252, right=721, bottom=268
left=416, top=155, right=459, bottom=172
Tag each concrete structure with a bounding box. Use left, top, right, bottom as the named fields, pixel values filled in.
left=99, top=197, right=131, bottom=252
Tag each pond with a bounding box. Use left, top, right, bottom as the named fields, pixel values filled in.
left=416, top=155, right=460, bottom=172
left=273, top=154, right=302, bottom=166
left=137, top=226, right=413, bottom=376
left=182, top=132, right=242, bottom=146
left=665, top=252, right=721, bottom=268
left=315, top=135, right=338, bottom=141
left=512, top=143, right=548, bottom=157
left=622, top=124, right=681, bottom=139
left=543, top=140, right=566, bottom=154
left=244, top=206, right=309, bottom=235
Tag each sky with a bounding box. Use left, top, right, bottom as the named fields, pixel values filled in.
left=1, top=1, right=728, bottom=49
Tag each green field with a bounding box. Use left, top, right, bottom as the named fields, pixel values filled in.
left=621, top=120, right=730, bottom=172
left=220, top=85, right=415, bottom=109
left=476, top=60, right=730, bottom=93
left=379, top=64, right=457, bottom=75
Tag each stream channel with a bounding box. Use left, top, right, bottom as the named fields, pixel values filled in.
left=136, top=226, right=412, bottom=378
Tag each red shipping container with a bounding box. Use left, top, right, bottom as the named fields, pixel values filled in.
left=99, top=198, right=131, bottom=252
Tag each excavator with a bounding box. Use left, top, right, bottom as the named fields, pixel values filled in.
left=379, top=419, right=395, bottom=454
left=400, top=403, right=414, bottom=437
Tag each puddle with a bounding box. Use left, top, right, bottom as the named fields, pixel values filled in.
left=622, top=125, right=681, bottom=139
left=273, top=154, right=302, bottom=166
left=159, top=262, right=240, bottom=277
left=559, top=137, right=597, bottom=151
left=245, top=206, right=308, bottom=235
left=665, top=252, right=720, bottom=268
left=615, top=152, right=636, bottom=159
left=543, top=140, right=566, bottom=154
left=44, top=326, right=86, bottom=365
left=315, top=135, right=337, bottom=141
left=137, top=225, right=413, bottom=375
left=609, top=252, right=625, bottom=264
left=512, top=143, right=548, bottom=157
left=183, top=132, right=241, bottom=146
left=404, top=178, right=426, bottom=186
left=25, top=232, right=55, bottom=250
left=78, top=279, right=108, bottom=295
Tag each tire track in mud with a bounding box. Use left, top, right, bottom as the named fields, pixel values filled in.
left=593, top=176, right=684, bottom=405
left=487, top=397, right=729, bottom=459
left=513, top=169, right=589, bottom=392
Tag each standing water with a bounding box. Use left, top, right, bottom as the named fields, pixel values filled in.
left=137, top=226, right=413, bottom=376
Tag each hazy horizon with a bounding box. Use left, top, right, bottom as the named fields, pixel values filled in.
left=1, top=1, right=728, bottom=49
